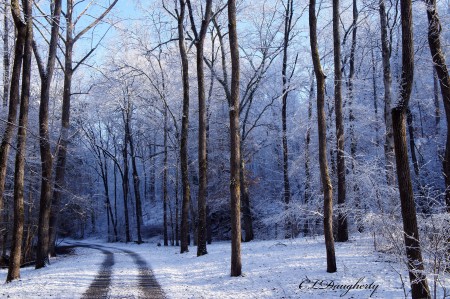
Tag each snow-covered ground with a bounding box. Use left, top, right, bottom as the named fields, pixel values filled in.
left=0, top=234, right=448, bottom=298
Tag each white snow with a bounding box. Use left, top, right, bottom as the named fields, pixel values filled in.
left=0, top=234, right=448, bottom=298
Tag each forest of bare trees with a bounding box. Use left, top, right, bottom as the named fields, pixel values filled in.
left=0, top=0, right=449, bottom=298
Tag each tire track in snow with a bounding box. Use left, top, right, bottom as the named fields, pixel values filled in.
left=118, top=248, right=166, bottom=299
left=70, top=244, right=115, bottom=299
left=67, top=242, right=165, bottom=298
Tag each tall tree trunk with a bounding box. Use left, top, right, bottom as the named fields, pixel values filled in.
left=186, top=0, right=212, bottom=257
left=240, top=155, right=253, bottom=242
left=433, top=68, right=440, bottom=135
left=163, top=106, right=168, bottom=247
left=379, top=0, right=396, bottom=186
left=228, top=0, right=242, bottom=277
left=425, top=0, right=450, bottom=212
left=48, top=1, right=73, bottom=256
left=122, top=124, right=131, bottom=243
left=6, top=0, right=32, bottom=282
left=35, top=0, right=62, bottom=269
left=175, top=153, right=180, bottom=246
left=49, top=0, right=118, bottom=255
left=392, top=0, right=431, bottom=296
left=310, top=0, right=337, bottom=273
left=333, top=0, right=348, bottom=243
left=128, top=123, right=142, bottom=244
left=178, top=0, right=191, bottom=254
left=0, top=0, right=25, bottom=257
left=371, top=45, right=380, bottom=146
left=304, top=76, right=314, bottom=234
left=281, top=0, right=293, bottom=239
left=2, top=0, right=10, bottom=108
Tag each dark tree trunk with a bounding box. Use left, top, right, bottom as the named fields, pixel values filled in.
left=48, top=1, right=74, bottom=256
left=281, top=0, right=293, bottom=239
left=163, top=106, right=168, bottom=247
left=6, top=0, right=32, bottom=282
left=0, top=0, right=25, bottom=257
left=310, top=0, right=337, bottom=273
left=240, top=156, right=253, bottom=242
left=128, top=123, right=142, bottom=244
left=228, top=0, right=242, bottom=277
left=333, top=0, right=348, bottom=243
left=379, top=0, right=396, bottom=186
left=304, top=76, right=314, bottom=234
left=433, top=68, right=440, bottom=135
left=122, top=122, right=131, bottom=243
left=425, top=0, right=450, bottom=212
left=35, top=0, right=62, bottom=269
left=177, top=0, right=191, bottom=254
left=2, top=0, right=10, bottom=108
left=186, top=0, right=212, bottom=257
left=392, top=0, right=431, bottom=296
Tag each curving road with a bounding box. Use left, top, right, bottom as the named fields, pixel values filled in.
left=65, top=243, right=165, bottom=299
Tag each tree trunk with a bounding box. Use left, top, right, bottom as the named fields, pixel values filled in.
left=425, top=0, right=450, bottom=212
left=379, top=0, right=396, bottom=186
left=310, top=0, right=337, bottom=273
left=281, top=0, right=293, bottom=239
left=304, top=75, right=314, bottom=234
left=6, top=0, right=32, bottom=282
left=35, top=0, right=62, bottom=269
left=48, top=2, right=74, bottom=256
left=240, top=156, right=253, bottom=242
left=0, top=0, right=26, bottom=257
left=392, top=0, right=431, bottom=296
left=2, top=0, right=10, bottom=108
left=228, top=0, right=242, bottom=277
left=333, top=0, right=348, bottom=243
left=185, top=0, right=212, bottom=257
left=178, top=0, right=191, bottom=254
left=163, top=106, right=168, bottom=247
left=433, top=68, right=440, bottom=135
left=122, top=124, right=131, bottom=243
left=128, top=123, right=142, bottom=244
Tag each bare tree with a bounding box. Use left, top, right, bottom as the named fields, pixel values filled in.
left=391, top=0, right=431, bottom=296
left=379, top=0, right=396, bottom=186
left=333, top=0, right=347, bottom=242
left=48, top=0, right=119, bottom=257
left=228, top=0, right=242, bottom=277
left=2, top=0, right=10, bottom=108
left=425, top=0, right=450, bottom=212
left=173, top=0, right=192, bottom=254
left=281, top=0, right=295, bottom=239
left=309, top=0, right=337, bottom=273
left=185, top=0, right=213, bottom=257
left=6, top=0, right=32, bottom=282
left=33, top=0, right=62, bottom=269
left=0, top=0, right=25, bottom=258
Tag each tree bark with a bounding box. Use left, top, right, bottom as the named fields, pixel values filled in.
left=177, top=0, right=191, bottom=254
left=0, top=0, right=25, bottom=258
left=379, top=0, right=396, bottom=186
left=228, top=0, right=242, bottom=277
left=425, top=0, right=450, bottom=212
left=392, top=0, right=431, bottom=296
left=333, top=0, right=348, bottom=243
left=309, top=0, right=337, bottom=273
left=128, top=117, right=142, bottom=244
left=122, top=109, right=131, bottom=243
left=281, top=0, right=293, bottom=239
left=6, top=0, right=32, bottom=282
left=186, top=0, right=212, bottom=257
left=2, top=0, right=9, bottom=108
left=35, top=0, right=62, bottom=269
left=163, top=106, right=168, bottom=247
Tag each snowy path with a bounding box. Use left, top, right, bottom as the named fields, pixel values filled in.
left=67, top=242, right=166, bottom=299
